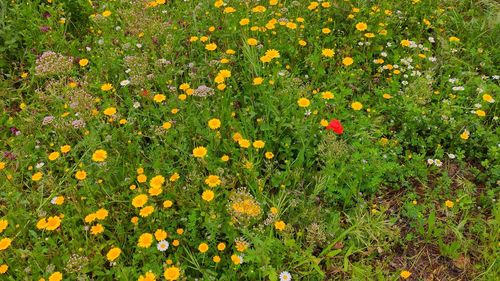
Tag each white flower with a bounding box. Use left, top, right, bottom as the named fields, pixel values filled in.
left=427, top=159, right=434, bottom=165
left=133, top=102, right=141, bottom=108
left=157, top=240, right=169, bottom=252
left=447, top=153, right=456, bottom=159
left=36, top=162, right=45, bottom=169
left=50, top=197, right=58, bottom=204
left=279, top=271, right=292, bottom=281
left=428, top=37, right=435, bottom=43
left=434, top=159, right=443, bottom=167
left=120, top=79, right=130, bottom=86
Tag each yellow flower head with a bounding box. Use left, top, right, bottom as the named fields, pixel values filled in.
left=351, top=101, right=363, bottom=111
left=106, top=247, right=121, bottom=261
left=322, top=48, right=335, bottom=57
left=297, top=98, right=311, bottom=107
left=164, top=266, right=180, bottom=280
left=92, top=149, right=108, bottom=162
left=208, top=118, right=221, bottom=130
left=202, top=190, right=215, bottom=202
left=138, top=233, right=153, bottom=248
left=193, top=146, right=208, bottom=158
left=355, top=22, right=368, bottom=31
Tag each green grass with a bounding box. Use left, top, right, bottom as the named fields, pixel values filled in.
left=0, top=0, right=498, bottom=280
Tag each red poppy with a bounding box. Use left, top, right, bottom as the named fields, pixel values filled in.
left=326, top=119, right=343, bottom=135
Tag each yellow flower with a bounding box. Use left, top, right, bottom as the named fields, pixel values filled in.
left=75, top=170, right=87, bottom=180
left=299, top=40, right=307, bottom=46
left=164, top=266, right=180, bottom=280
left=90, top=224, right=104, bottom=235
left=449, top=36, right=460, bottom=42
left=400, top=270, right=411, bottom=279
left=260, top=55, right=272, bottom=63
left=0, top=220, right=8, bottom=233
left=79, top=59, right=89, bottom=67
left=138, top=233, right=153, bottom=248
left=139, top=205, right=154, bottom=217
left=92, top=149, right=108, bottom=162
left=400, top=40, right=411, bottom=47
left=322, top=91, right=334, bottom=99
left=265, top=49, right=280, bottom=59
left=0, top=162, right=5, bottom=170
left=169, top=172, right=180, bottom=182
left=101, top=83, right=113, bottom=91
left=355, top=22, right=367, bottom=31
left=205, top=175, right=221, bottom=187
left=162, top=122, right=172, bottom=130
left=103, top=107, right=117, bottom=116
left=32, top=172, right=43, bottom=181
left=217, top=242, right=226, bottom=251
left=231, top=254, right=242, bottom=265
left=153, top=94, right=166, bottom=103
left=445, top=200, right=454, bottom=208
left=475, top=110, right=486, bottom=117
left=45, top=216, right=61, bottom=231
left=342, top=57, right=354, bottom=66
left=95, top=208, right=108, bottom=220
left=208, top=118, right=221, bottom=129
left=240, top=18, right=250, bottom=25
left=205, top=43, right=217, bottom=51
left=102, top=10, right=112, bottom=17
left=213, top=255, right=221, bottom=263
left=238, top=139, right=250, bottom=148
left=193, top=146, right=207, bottom=158
left=351, top=101, right=363, bottom=111
left=0, top=238, right=12, bottom=250
left=0, top=264, right=8, bottom=274
left=149, top=175, right=165, bottom=188
left=247, top=38, right=258, bottom=46
left=383, top=93, right=393, bottom=99
left=235, top=240, right=248, bottom=252
left=53, top=196, right=64, bottom=205
left=232, top=132, right=243, bottom=142
left=48, top=272, right=62, bottom=281
left=60, top=145, right=71, bottom=153
left=321, top=48, right=335, bottom=57
left=163, top=200, right=173, bottom=208
left=202, top=190, right=215, bottom=202
left=198, top=242, right=209, bottom=253
left=154, top=229, right=168, bottom=241
left=297, top=98, right=311, bottom=107
left=221, top=155, right=230, bottom=162
left=265, top=152, right=274, bottom=159
left=253, top=77, right=264, bottom=85
left=137, top=174, right=147, bottom=183
left=106, top=247, right=121, bottom=261
left=253, top=140, right=265, bottom=149
left=179, top=83, right=190, bottom=90
left=482, top=94, right=494, bottom=103
left=132, top=194, right=148, bottom=208
left=48, top=151, right=60, bottom=161
left=138, top=272, right=156, bottom=281
left=274, top=220, right=286, bottom=231
left=460, top=130, right=470, bottom=140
